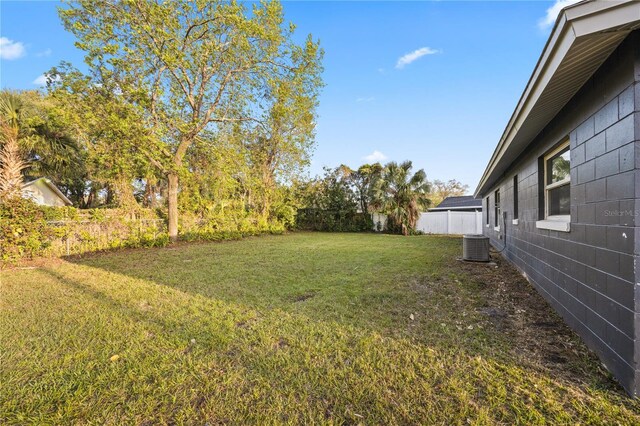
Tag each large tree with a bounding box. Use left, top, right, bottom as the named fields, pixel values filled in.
left=429, top=179, right=469, bottom=207
left=373, top=161, right=431, bottom=235
left=248, top=68, right=322, bottom=219
left=48, top=64, right=153, bottom=208
left=60, top=0, right=323, bottom=241
left=340, top=163, right=382, bottom=214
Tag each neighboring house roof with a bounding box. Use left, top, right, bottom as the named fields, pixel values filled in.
left=429, top=195, right=481, bottom=211
left=21, top=177, right=73, bottom=206
left=475, top=0, right=640, bottom=197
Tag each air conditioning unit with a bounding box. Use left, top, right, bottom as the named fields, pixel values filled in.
left=463, top=234, right=490, bottom=262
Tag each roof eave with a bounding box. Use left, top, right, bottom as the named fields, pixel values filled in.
left=475, top=0, right=640, bottom=198
left=45, top=179, right=73, bottom=206
left=428, top=206, right=481, bottom=211
left=23, top=177, right=73, bottom=206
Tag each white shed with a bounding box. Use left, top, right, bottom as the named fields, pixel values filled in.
left=21, top=178, right=72, bottom=207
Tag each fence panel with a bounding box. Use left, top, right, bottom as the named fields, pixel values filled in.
left=45, top=218, right=166, bottom=256
left=371, top=212, right=388, bottom=232
left=417, top=211, right=448, bottom=234
left=417, top=211, right=482, bottom=235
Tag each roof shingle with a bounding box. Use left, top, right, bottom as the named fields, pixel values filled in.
left=431, top=195, right=481, bottom=210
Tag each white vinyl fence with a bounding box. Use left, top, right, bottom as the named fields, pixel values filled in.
left=372, top=211, right=483, bottom=235
left=417, top=211, right=483, bottom=235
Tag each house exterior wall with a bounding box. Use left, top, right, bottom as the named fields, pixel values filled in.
left=481, top=32, right=640, bottom=395
left=21, top=181, right=68, bottom=207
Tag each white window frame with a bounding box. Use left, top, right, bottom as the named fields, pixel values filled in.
left=536, top=140, right=570, bottom=232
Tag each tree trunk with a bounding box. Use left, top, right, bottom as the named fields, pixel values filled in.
left=167, top=172, right=179, bottom=243
left=262, top=198, right=271, bottom=219
left=114, top=178, right=138, bottom=209
left=144, top=176, right=158, bottom=208
left=86, top=186, right=97, bottom=208
left=261, top=166, right=275, bottom=219
left=105, top=185, right=115, bottom=205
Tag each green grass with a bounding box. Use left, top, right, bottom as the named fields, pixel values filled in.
left=1, top=232, right=638, bottom=424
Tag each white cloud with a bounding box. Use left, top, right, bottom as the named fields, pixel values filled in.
left=36, top=48, right=52, bottom=57
left=356, top=96, right=375, bottom=103
left=538, top=0, right=581, bottom=30
left=377, top=68, right=387, bottom=75
left=0, top=37, right=26, bottom=60
left=363, top=150, right=387, bottom=163
left=395, top=47, right=439, bottom=69
left=33, top=73, right=60, bottom=86
left=33, top=74, right=48, bottom=86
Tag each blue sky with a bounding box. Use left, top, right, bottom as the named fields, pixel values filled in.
left=0, top=1, right=570, bottom=192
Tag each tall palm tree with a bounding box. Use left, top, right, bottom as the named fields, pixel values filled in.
left=18, top=90, right=83, bottom=183
left=0, top=92, right=28, bottom=199
left=373, top=161, right=431, bottom=235
left=0, top=90, right=82, bottom=202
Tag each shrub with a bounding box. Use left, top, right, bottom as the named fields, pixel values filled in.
left=1, top=200, right=283, bottom=265
left=294, top=208, right=373, bottom=232
left=0, top=197, right=53, bottom=264
left=1, top=201, right=170, bottom=265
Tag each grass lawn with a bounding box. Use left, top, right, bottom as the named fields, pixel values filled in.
left=2, top=232, right=639, bottom=424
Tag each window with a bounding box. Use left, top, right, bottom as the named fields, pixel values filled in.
left=485, top=197, right=490, bottom=225
left=544, top=142, right=570, bottom=217
left=513, top=175, right=519, bottom=221
left=536, top=140, right=570, bottom=232
left=494, top=189, right=500, bottom=229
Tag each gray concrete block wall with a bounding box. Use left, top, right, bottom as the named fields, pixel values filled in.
left=481, top=33, right=640, bottom=395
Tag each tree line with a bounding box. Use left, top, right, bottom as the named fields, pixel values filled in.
left=0, top=0, right=468, bottom=240
left=294, top=163, right=467, bottom=235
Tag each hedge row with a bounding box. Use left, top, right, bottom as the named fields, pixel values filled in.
left=0, top=198, right=283, bottom=265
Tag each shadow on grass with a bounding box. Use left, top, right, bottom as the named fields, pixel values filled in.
left=30, top=256, right=638, bottom=424
left=61, top=233, right=487, bottom=344
left=31, top=264, right=494, bottom=423
left=4, top=232, right=639, bottom=423
left=59, top=233, right=624, bottom=391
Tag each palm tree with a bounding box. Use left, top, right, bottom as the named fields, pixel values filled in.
left=18, top=91, right=83, bottom=183
left=373, top=161, right=431, bottom=235
left=0, top=92, right=28, bottom=199
left=0, top=90, right=82, bottom=202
